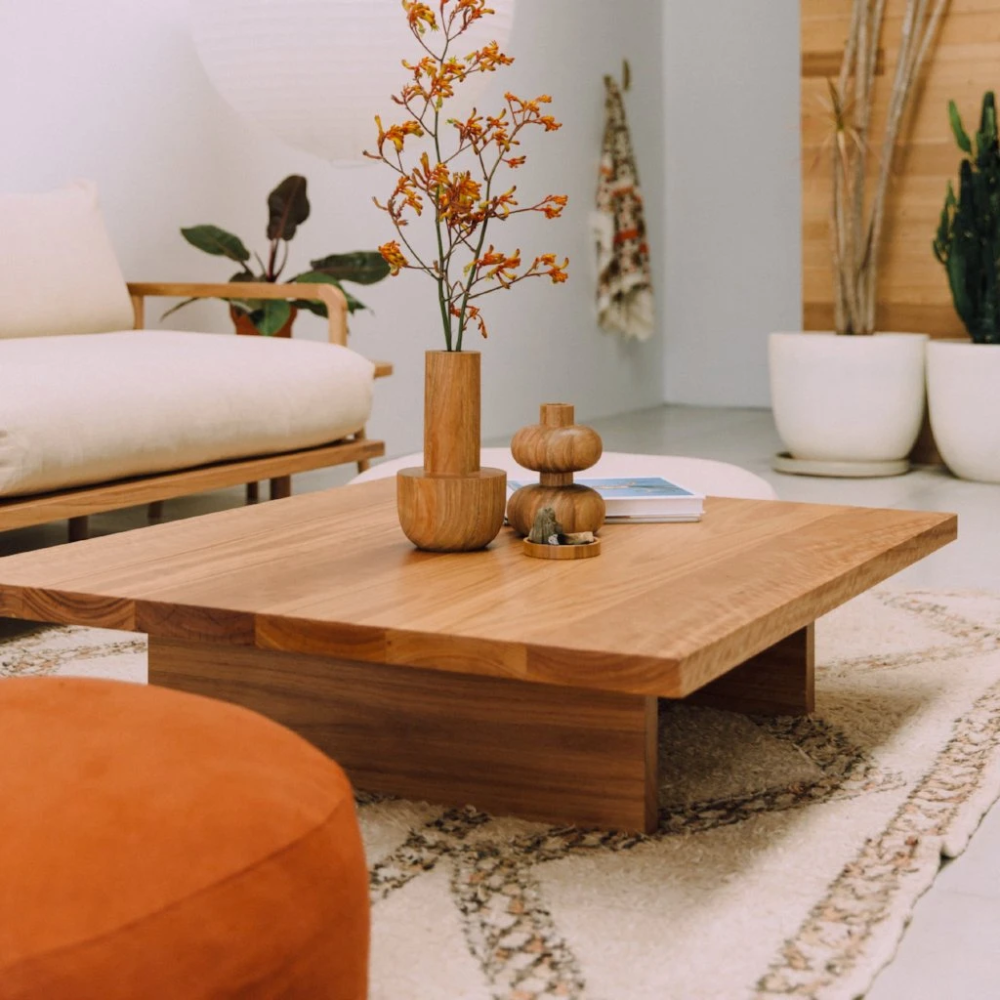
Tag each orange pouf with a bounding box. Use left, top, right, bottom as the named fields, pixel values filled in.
left=0, top=677, right=369, bottom=999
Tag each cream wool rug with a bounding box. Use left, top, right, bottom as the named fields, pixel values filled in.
left=3, top=588, right=1000, bottom=1000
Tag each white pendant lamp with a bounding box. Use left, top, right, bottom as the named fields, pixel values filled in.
left=190, top=0, right=517, bottom=165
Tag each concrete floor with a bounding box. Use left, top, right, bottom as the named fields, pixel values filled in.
left=2, top=403, right=998, bottom=997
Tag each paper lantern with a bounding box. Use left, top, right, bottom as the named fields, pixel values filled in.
left=190, top=0, right=517, bottom=165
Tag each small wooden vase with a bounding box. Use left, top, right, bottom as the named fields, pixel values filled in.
left=397, top=351, right=507, bottom=552
left=507, top=403, right=605, bottom=536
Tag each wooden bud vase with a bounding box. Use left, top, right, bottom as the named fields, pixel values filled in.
left=507, top=403, right=605, bottom=536
left=397, top=351, right=507, bottom=552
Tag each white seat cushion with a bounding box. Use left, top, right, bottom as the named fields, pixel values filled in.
left=0, top=331, right=375, bottom=497
left=0, top=181, right=135, bottom=339
left=350, top=447, right=778, bottom=500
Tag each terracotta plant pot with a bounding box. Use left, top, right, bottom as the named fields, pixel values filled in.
left=229, top=304, right=297, bottom=338
left=396, top=351, right=507, bottom=552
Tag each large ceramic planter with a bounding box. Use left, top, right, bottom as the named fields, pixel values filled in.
left=927, top=340, right=1000, bottom=483
left=769, top=332, right=928, bottom=476
left=396, top=351, right=507, bottom=551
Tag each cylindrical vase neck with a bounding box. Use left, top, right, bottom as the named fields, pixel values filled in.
left=541, top=403, right=574, bottom=428
left=423, top=350, right=481, bottom=476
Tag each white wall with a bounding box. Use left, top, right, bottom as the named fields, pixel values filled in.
left=0, top=0, right=666, bottom=458
left=662, top=0, right=801, bottom=408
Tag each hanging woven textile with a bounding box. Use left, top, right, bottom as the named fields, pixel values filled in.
left=592, top=74, right=654, bottom=341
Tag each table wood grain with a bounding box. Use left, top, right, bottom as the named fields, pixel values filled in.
left=0, top=481, right=955, bottom=831
left=0, top=480, right=956, bottom=699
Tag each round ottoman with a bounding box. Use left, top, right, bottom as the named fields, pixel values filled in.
left=350, top=447, right=778, bottom=500
left=0, top=677, right=369, bottom=999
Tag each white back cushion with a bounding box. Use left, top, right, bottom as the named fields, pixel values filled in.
left=0, top=180, right=135, bottom=338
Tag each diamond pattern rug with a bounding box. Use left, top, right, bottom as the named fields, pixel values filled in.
left=3, top=588, right=1000, bottom=1000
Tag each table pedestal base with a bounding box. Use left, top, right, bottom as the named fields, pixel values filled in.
left=149, top=625, right=815, bottom=834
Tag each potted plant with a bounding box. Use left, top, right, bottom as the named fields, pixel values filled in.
left=770, top=0, right=948, bottom=477
left=366, top=0, right=568, bottom=551
left=927, top=91, right=1000, bottom=482
left=166, top=174, right=390, bottom=335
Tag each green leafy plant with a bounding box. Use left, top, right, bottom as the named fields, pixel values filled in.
left=168, top=175, right=391, bottom=335
left=934, top=92, right=1000, bottom=344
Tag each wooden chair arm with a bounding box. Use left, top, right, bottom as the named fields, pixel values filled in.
left=127, top=281, right=349, bottom=347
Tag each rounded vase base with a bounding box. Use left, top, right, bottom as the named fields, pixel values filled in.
left=397, top=466, right=507, bottom=552
left=772, top=452, right=910, bottom=478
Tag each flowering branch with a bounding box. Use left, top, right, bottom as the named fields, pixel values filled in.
left=365, top=0, right=569, bottom=351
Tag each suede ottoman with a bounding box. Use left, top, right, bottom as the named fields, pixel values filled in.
left=0, top=676, right=369, bottom=999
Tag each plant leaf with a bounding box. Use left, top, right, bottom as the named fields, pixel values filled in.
left=254, top=299, right=292, bottom=336
left=222, top=271, right=265, bottom=312
left=308, top=251, right=391, bottom=285
left=159, top=296, right=200, bottom=321
left=949, top=100, right=973, bottom=155
left=933, top=189, right=953, bottom=264
left=293, top=271, right=367, bottom=314
left=181, top=225, right=251, bottom=262
left=292, top=298, right=329, bottom=319
left=266, top=175, right=310, bottom=241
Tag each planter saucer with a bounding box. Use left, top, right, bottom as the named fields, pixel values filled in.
left=772, top=452, right=910, bottom=478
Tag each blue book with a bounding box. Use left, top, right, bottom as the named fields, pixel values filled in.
left=507, top=477, right=704, bottom=522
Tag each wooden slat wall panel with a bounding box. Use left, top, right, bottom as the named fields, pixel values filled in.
left=801, top=0, right=1000, bottom=338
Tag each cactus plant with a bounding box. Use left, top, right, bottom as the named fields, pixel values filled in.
left=933, top=92, right=1000, bottom=344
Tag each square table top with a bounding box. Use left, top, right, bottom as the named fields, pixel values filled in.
left=0, top=479, right=956, bottom=698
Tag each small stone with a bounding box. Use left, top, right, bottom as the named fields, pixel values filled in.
left=560, top=531, right=595, bottom=545
left=527, top=507, right=562, bottom=544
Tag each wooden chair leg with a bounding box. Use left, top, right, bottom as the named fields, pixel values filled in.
left=68, top=517, right=89, bottom=542
left=148, top=501, right=164, bottom=522
left=270, top=476, right=292, bottom=500
left=355, top=428, right=371, bottom=474
left=246, top=482, right=260, bottom=504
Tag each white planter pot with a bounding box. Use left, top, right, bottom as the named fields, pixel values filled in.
left=769, top=332, right=928, bottom=474
left=927, top=340, right=1000, bottom=483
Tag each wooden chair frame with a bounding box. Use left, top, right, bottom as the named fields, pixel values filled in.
left=0, top=282, right=392, bottom=541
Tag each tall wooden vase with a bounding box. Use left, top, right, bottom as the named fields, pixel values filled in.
left=396, top=351, right=507, bottom=552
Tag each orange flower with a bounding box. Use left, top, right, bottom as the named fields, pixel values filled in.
left=490, top=187, right=518, bottom=218
left=390, top=176, right=424, bottom=217
left=466, top=245, right=522, bottom=285
left=379, top=241, right=409, bottom=275
left=450, top=112, right=485, bottom=145
left=470, top=41, right=514, bottom=74
left=375, top=116, right=424, bottom=154
left=402, top=1, right=437, bottom=33
left=538, top=194, right=568, bottom=219
left=533, top=254, right=569, bottom=284
left=450, top=301, right=488, bottom=339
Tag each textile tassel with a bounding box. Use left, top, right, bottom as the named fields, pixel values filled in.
left=592, top=75, right=654, bottom=341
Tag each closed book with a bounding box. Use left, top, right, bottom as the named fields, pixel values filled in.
left=507, top=477, right=704, bottom=523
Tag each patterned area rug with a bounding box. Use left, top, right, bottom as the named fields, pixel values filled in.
left=3, top=589, right=1000, bottom=1000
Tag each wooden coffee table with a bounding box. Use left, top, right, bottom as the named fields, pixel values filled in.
left=0, top=479, right=955, bottom=832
